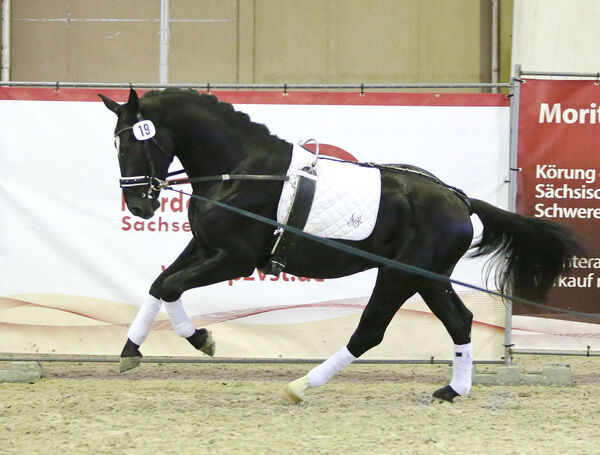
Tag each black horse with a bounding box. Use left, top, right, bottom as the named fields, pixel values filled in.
left=99, top=88, right=581, bottom=403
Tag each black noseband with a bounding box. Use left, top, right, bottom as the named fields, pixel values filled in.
left=119, top=175, right=167, bottom=199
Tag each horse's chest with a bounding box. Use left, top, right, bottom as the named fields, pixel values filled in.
left=277, top=145, right=381, bottom=241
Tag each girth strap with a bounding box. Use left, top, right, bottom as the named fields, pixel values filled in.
left=260, top=168, right=318, bottom=276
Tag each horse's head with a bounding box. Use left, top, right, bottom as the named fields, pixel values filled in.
left=99, top=88, right=174, bottom=219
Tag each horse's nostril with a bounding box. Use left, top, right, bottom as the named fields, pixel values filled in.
left=127, top=201, right=155, bottom=219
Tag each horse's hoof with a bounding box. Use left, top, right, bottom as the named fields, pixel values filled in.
left=280, top=375, right=310, bottom=404
left=199, top=330, right=215, bottom=357
left=119, top=356, right=142, bottom=373
left=432, top=385, right=459, bottom=403
left=186, top=329, right=216, bottom=356
left=280, top=385, right=304, bottom=404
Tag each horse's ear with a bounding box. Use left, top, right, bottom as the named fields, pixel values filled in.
left=127, top=87, right=140, bottom=111
left=98, top=94, right=121, bottom=114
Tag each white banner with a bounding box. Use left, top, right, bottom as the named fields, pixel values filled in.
left=0, top=89, right=509, bottom=360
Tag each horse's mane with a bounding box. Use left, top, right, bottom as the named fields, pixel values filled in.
left=141, top=88, right=277, bottom=142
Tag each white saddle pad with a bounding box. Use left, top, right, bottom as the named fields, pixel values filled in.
left=277, top=144, right=381, bottom=241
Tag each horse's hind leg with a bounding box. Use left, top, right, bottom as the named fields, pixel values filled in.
left=281, top=269, right=420, bottom=403
left=418, top=281, right=474, bottom=402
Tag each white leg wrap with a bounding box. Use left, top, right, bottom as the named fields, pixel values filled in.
left=308, top=346, right=357, bottom=388
left=163, top=298, right=195, bottom=338
left=127, top=295, right=162, bottom=346
left=449, top=342, right=473, bottom=396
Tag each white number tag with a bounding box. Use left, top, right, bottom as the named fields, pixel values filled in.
left=132, top=120, right=156, bottom=141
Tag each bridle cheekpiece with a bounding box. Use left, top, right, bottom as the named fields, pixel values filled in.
left=116, top=112, right=170, bottom=200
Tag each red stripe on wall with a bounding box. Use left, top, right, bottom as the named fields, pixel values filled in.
left=0, top=87, right=509, bottom=107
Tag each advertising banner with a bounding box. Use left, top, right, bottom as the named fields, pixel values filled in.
left=0, top=88, right=509, bottom=360
left=515, top=78, right=600, bottom=352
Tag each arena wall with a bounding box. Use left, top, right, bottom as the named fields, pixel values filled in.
left=3, top=0, right=512, bottom=85
left=0, top=87, right=509, bottom=360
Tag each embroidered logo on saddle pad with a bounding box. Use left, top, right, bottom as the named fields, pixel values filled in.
left=277, top=144, right=381, bottom=241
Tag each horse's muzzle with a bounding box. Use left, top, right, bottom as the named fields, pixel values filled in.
left=126, top=197, right=160, bottom=219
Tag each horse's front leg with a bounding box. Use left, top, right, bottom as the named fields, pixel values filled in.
left=119, top=294, right=163, bottom=372
left=119, top=239, right=250, bottom=372
left=120, top=291, right=215, bottom=374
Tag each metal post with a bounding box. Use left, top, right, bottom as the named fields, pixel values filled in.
left=504, top=63, right=522, bottom=366
left=491, top=0, right=499, bottom=93
left=507, top=64, right=521, bottom=212
left=159, top=0, right=170, bottom=84
left=1, top=0, right=10, bottom=82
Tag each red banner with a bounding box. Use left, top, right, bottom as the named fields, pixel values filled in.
left=517, top=79, right=600, bottom=320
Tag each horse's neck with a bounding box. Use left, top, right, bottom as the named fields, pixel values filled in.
left=175, top=135, right=291, bottom=178
left=159, top=100, right=292, bottom=177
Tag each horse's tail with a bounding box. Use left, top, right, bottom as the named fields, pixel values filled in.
left=468, top=198, right=584, bottom=302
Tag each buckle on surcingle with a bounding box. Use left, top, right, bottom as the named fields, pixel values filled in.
left=263, top=258, right=285, bottom=277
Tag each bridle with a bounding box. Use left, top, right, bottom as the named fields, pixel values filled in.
left=115, top=112, right=174, bottom=200
left=115, top=112, right=289, bottom=200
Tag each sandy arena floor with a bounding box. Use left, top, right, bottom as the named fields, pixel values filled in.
left=1, top=355, right=600, bottom=455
